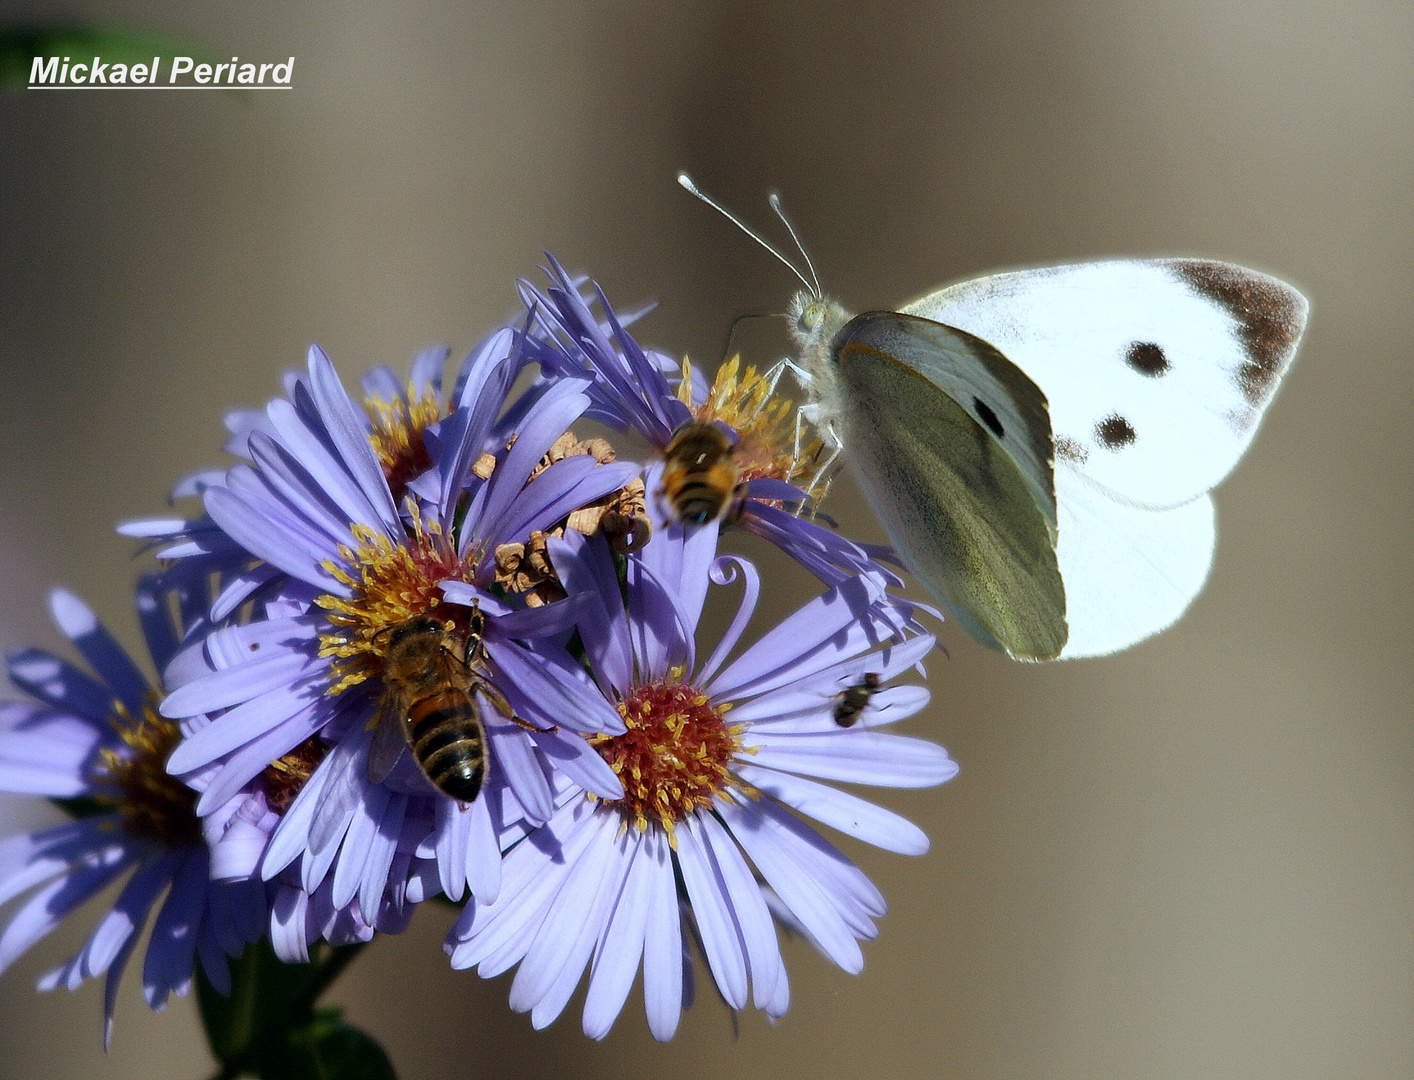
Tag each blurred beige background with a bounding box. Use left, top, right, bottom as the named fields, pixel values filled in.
left=1, top=1, right=1410, bottom=1077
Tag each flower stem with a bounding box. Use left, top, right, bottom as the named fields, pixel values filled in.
left=196, top=938, right=395, bottom=1079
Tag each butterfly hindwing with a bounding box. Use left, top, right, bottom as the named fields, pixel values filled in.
left=1054, top=467, right=1216, bottom=658
left=832, top=312, right=1068, bottom=660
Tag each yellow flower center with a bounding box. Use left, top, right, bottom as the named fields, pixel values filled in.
left=591, top=679, right=749, bottom=837
left=96, top=698, right=201, bottom=846
left=315, top=505, right=480, bottom=696
left=681, top=356, right=825, bottom=498
left=365, top=385, right=444, bottom=501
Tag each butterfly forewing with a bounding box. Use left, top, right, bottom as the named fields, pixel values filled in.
left=833, top=314, right=1068, bottom=660
left=902, top=260, right=1307, bottom=509
left=840, top=312, right=1059, bottom=528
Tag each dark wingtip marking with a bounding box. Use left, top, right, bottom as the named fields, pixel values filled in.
left=1126, top=341, right=1170, bottom=377
left=1169, top=260, right=1306, bottom=409
left=1096, top=414, right=1137, bottom=449
left=973, top=397, right=1005, bottom=438
left=1055, top=434, right=1089, bottom=464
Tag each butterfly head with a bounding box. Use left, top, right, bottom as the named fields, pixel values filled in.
left=786, top=290, right=851, bottom=376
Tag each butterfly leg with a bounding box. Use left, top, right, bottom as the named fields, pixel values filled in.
left=804, top=441, right=842, bottom=515
left=758, top=357, right=813, bottom=404
left=791, top=400, right=826, bottom=475
left=742, top=357, right=815, bottom=429
left=791, top=403, right=842, bottom=517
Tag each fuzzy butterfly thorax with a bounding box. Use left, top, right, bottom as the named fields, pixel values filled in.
left=785, top=289, right=851, bottom=426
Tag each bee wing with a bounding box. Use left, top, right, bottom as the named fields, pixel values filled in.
left=366, top=693, right=409, bottom=784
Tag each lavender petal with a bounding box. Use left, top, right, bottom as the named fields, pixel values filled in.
left=464, top=792, right=502, bottom=904
left=270, top=885, right=310, bottom=963
left=486, top=640, right=624, bottom=736
left=717, top=798, right=862, bottom=974
left=695, top=810, right=785, bottom=1011
left=484, top=724, right=553, bottom=826
left=706, top=575, right=886, bottom=701
left=304, top=345, right=403, bottom=536
left=582, top=836, right=652, bottom=1039
left=161, top=652, right=319, bottom=726
left=204, top=485, right=345, bottom=594
left=742, top=730, right=957, bottom=789
left=735, top=763, right=931, bottom=854
left=640, top=828, right=683, bottom=1041
left=676, top=816, right=748, bottom=1010
left=143, top=848, right=210, bottom=1008
left=0, top=849, right=134, bottom=978
left=46, top=591, right=148, bottom=718
left=507, top=811, right=615, bottom=1013
left=546, top=531, right=631, bottom=696
left=6, top=649, right=115, bottom=723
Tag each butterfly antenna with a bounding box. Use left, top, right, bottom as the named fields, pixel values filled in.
left=768, top=191, right=820, bottom=298
left=677, top=172, right=816, bottom=296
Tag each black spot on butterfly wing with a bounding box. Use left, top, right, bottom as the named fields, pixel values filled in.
left=973, top=398, right=1005, bottom=438
left=1095, top=414, right=1137, bottom=449
left=1125, top=341, right=1169, bottom=377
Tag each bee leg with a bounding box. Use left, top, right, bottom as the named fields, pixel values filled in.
left=480, top=680, right=559, bottom=734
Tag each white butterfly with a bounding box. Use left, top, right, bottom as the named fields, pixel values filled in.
left=681, top=176, right=1308, bottom=660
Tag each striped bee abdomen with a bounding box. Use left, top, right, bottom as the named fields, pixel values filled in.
left=661, top=421, right=739, bottom=525
left=673, top=480, right=729, bottom=524
left=407, top=689, right=486, bottom=803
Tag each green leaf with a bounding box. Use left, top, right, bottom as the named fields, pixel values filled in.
left=196, top=939, right=389, bottom=1078
left=259, top=1010, right=397, bottom=1080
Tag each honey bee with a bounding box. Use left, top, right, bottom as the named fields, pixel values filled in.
left=832, top=672, right=881, bottom=727
left=368, top=610, right=522, bottom=804
left=660, top=421, right=739, bottom=524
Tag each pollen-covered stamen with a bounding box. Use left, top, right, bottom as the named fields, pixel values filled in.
left=95, top=697, right=200, bottom=846
left=261, top=735, right=329, bottom=814
left=682, top=356, right=826, bottom=499
left=591, top=680, right=748, bottom=836
left=316, top=503, right=481, bottom=696
left=365, top=385, right=444, bottom=500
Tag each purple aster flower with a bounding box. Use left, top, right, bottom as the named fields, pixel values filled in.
left=152, top=338, right=634, bottom=923
left=518, top=256, right=900, bottom=587
left=0, top=580, right=266, bottom=1044
left=444, top=517, right=955, bottom=1040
